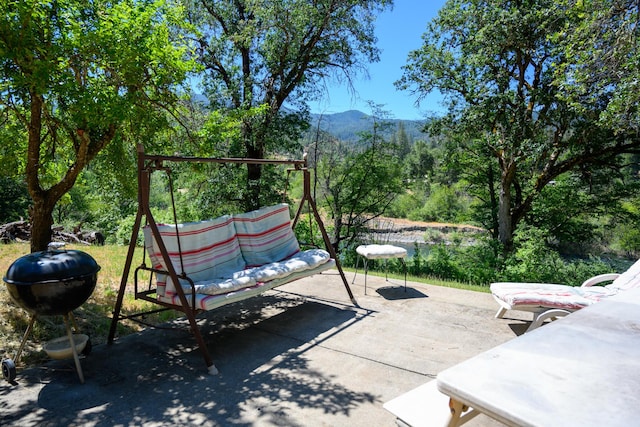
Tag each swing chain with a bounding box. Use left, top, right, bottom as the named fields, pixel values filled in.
left=166, top=168, right=187, bottom=278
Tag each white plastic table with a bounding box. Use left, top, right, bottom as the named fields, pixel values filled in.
left=436, top=288, right=640, bottom=426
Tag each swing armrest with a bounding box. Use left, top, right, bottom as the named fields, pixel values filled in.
left=135, top=265, right=198, bottom=308
left=297, top=240, right=320, bottom=249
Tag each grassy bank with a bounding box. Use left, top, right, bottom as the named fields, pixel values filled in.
left=0, top=243, right=475, bottom=369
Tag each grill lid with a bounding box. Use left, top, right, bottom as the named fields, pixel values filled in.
left=3, top=249, right=101, bottom=286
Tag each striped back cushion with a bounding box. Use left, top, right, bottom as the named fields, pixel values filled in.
left=143, top=215, right=245, bottom=297
left=232, top=203, right=300, bottom=267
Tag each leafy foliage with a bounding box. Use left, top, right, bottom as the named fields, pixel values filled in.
left=0, top=0, right=196, bottom=250
left=552, top=0, right=640, bottom=135
left=398, top=0, right=640, bottom=253
left=415, top=182, right=471, bottom=223
left=0, top=176, right=30, bottom=223
left=188, top=0, right=392, bottom=210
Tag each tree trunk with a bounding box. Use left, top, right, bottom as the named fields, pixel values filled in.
left=332, top=215, right=343, bottom=254
left=243, top=120, right=264, bottom=211
left=486, top=163, right=499, bottom=239
left=24, top=94, right=114, bottom=252
left=497, top=171, right=515, bottom=253
left=25, top=92, right=50, bottom=253
left=30, top=197, right=54, bottom=253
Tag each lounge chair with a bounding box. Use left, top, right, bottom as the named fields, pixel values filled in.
left=491, top=259, right=640, bottom=331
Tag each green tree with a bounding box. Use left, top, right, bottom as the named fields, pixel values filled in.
left=189, top=0, right=392, bottom=210
left=393, top=121, right=412, bottom=158
left=398, top=0, right=640, bottom=252
left=405, top=139, right=434, bottom=182
left=316, top=104, right=404, bottom=251
left=418, top=182, right=470, bottom=223
left=0, top=0, right=195, bottom=251
left=554, top=0, right=640, bottom=136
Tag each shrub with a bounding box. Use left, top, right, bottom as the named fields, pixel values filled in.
left=499, top=226, right=565, bottom=284
left=498, top=226, right=616, bottom=287
left=387, top=192, right=424, bottom=218
left=424, top=244, right=466, bottom=282
left=617, top=224, right=640, bottom=258
left=113, top=214, right=144, bottom=246
left=0, top=176, right=30, bottom=223
left=455, top=237, right=503, bottom=286
left=416, top=182, right=471, bottom=223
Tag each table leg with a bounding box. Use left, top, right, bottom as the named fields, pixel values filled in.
left=447, top=398, right=479, bottom=427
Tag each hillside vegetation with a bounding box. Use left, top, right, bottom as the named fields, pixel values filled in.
left=309, top=110, right=427, bottom=142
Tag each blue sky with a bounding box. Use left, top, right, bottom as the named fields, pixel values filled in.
left=308, top=0, right=448, bottom=120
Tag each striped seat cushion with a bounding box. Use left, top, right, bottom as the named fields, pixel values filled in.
left=232, top=203, right=301, bottom=267
left=144, top=215, right=246, bottom=298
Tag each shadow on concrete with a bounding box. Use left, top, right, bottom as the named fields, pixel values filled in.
left=3, top=293, right=372, bottom=426
left=508, top=321, right=530, bottom=336
left=376, top=286, right=428, bottom=301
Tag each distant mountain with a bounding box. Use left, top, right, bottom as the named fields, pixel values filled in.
left=188, top=94, right=428, bottom=143
left=309, top=110, right=427, bottom=142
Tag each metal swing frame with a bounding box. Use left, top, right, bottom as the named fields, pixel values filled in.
left=107, top=144, right=357, bottom=374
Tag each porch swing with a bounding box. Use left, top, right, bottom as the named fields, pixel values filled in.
left=107, top=144, right=357, bottom=375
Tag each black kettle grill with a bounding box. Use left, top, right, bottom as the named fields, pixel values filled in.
left=2, top=245, right=100, bottom=383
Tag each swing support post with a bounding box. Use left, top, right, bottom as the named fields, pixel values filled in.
left=292, top=167, right=358, bottom=306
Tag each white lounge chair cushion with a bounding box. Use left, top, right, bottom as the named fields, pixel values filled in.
left=193, top=249, right=331, bottom=295
left=356, top=244, right=407, bottom=259
left=609, top=259, right=640, bottom=291
left=490, top=282, right=617, bottom=310
left=233, top=203, right=301, bottom=267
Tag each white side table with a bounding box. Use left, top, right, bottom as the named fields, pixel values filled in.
left=352, top=244, right=407, bottom=294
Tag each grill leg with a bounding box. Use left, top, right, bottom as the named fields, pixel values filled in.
left=13, top=314, right=37, bottom=366
left=63, top=314, right=85, bottom=384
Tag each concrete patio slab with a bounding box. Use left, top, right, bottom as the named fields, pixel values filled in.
left=0, top=270, right=530, bottom=426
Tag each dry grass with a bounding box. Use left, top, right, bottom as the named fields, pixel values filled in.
left=0, top=243, right=173, bottom=368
